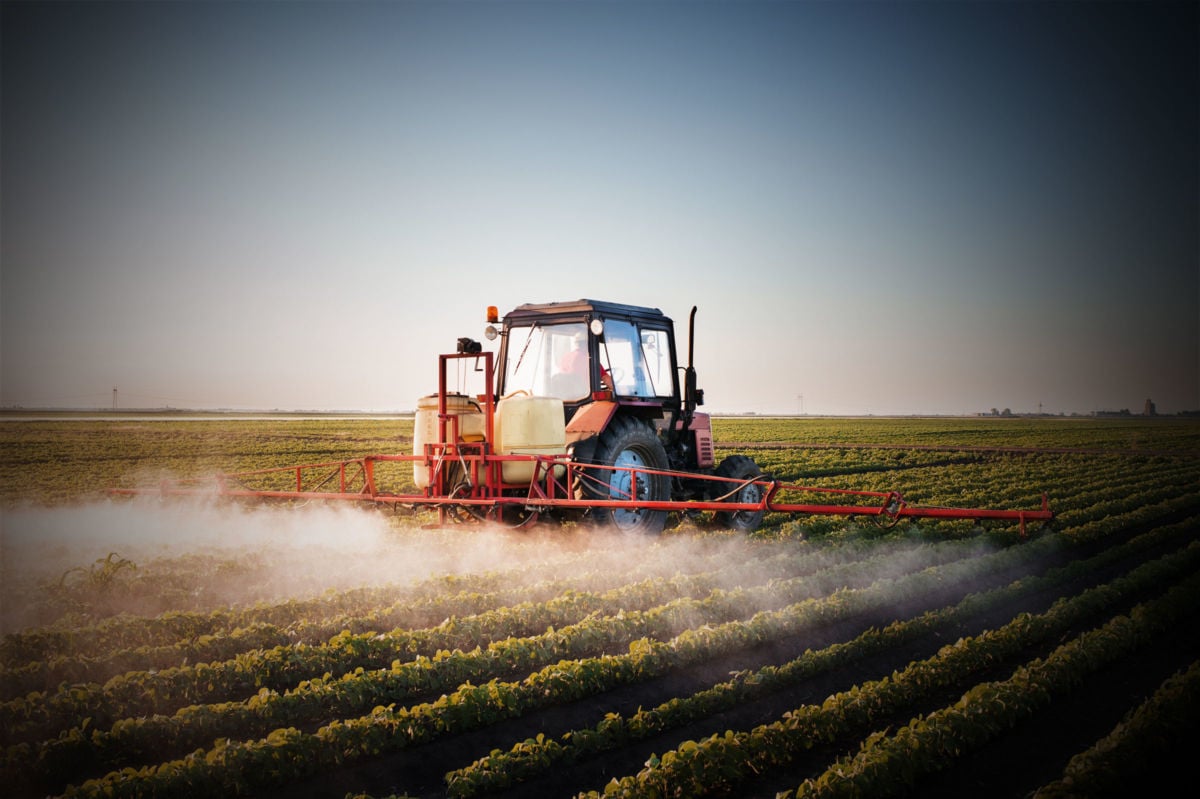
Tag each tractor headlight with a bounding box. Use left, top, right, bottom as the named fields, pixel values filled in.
left=484, top=325, right=499, bottom=341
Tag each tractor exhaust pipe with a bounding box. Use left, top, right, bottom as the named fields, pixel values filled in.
left=688, top=305, right=696, bottom=372
left=683, top=306, right=702, bottom=425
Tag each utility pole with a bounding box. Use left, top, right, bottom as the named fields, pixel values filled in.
left=113, top=387, right=118, bottom=410
left=797, top=394, right=804, bottom=415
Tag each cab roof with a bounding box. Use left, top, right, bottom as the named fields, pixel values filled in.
left=504, top=299, right=671, bottom=326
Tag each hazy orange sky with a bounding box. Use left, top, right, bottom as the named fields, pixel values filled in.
left=3, top=0, right=1196, bottom=415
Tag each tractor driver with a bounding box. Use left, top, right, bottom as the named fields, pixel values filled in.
left=553, top=332, right=590, bottom=400
left=555, top=331, right=612, bottom=398
left=559, top=332, right=588, bottom=375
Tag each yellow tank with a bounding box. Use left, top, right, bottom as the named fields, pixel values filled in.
left=494, top=395, right=567, bottom=484
left=412, top=393, right=485, bottom=488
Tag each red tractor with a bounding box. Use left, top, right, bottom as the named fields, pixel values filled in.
left=484, top=299, right=763, bottom=534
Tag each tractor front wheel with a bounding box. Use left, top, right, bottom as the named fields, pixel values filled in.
left=588, top=416, right=670, bottom=535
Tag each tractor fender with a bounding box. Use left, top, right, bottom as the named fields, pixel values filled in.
left=565, top=400, right=618, bottom=447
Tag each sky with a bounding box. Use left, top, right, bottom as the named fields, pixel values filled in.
left=2, top=0, right=1197, bottom=416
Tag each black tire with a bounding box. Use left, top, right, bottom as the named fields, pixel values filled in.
left=586, top=416, right=670, bottom=534
left=713, top=455, right=766, bottom=532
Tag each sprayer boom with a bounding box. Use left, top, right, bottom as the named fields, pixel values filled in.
left=108, top=301, right=1055, bottom=537
left=108, top=450, right=1053, bottom=536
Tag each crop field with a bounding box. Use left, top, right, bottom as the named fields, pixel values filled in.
left=1, top=414, right=1199, bottom=798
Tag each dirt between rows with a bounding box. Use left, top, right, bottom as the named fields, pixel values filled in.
left=270, top=526, right=1197, bottom=799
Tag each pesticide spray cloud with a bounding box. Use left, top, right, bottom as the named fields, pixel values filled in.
left=0, top=497, right=722, bottom=632
left=1, top=493, right=998, bottom=636
left=0, top=498, right=398, bottom=630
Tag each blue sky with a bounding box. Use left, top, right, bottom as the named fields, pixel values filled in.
left=3, top=0, right=1196, bottom=415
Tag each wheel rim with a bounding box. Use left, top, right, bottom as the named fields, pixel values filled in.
left=609, top=447, right=649, bottom=529
left=733, top=481, right=763, bottom=525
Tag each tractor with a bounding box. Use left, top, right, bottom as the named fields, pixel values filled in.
left=482, top=299, right=763, bottom=534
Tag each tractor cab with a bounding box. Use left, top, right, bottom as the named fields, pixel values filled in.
left=490, top=300, right=682, bottom=422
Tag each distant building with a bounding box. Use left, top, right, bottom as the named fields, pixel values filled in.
left=1144, top=398, right=1157, bottom=416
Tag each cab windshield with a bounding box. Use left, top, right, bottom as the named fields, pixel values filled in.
left=502, top=322, right=590, bottom=401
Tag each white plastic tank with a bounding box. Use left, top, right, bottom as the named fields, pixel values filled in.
left=412, top=393, right=485, bottom=488
left=494, top=395, right=567, bottom=484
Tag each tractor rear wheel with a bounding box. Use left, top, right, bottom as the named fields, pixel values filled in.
left=714, top=455, right=766, bottom=532
left=588, top=416, right=670, bottom=535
